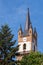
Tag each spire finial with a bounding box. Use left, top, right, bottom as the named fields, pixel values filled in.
left=25, top=8, right=31, bottom=31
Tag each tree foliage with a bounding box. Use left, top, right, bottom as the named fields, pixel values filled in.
left=20, top=52, right=43, bottom=65
left=0, top=24, right=18, bottom=65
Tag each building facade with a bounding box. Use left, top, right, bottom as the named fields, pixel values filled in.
left=16, top=8, right=37, bottom=61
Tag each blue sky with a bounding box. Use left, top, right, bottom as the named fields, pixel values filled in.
left=0, top=0, right=43, bottom=52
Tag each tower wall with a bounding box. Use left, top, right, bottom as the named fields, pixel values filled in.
left=18, top=41, right=31, bottom=52
left=17, top=8, right=37, bottom=61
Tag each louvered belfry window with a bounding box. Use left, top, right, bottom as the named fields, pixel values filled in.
left=23, top=44, right=26, bottom=50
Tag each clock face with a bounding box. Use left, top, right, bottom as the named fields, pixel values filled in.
left=23, top=37, right=27, bottom=42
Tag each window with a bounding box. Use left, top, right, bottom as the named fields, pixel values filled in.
left=30, top=30, right=31, bottom=33
left=23, top=44, right=26, bottom=50
left=19, top=32, right=20, bottom=35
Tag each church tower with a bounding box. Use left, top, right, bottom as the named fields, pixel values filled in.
left=16, top=8, right=37, bottom=61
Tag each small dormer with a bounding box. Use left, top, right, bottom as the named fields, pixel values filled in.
left=29, top=23, right=33, bottom=36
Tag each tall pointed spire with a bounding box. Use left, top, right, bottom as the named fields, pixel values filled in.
left=25, top=8, right=31, bottom=31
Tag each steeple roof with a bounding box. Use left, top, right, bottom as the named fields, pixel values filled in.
left=25, top=8, right=31, bottom=31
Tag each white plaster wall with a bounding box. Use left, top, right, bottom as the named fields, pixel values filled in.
left=18, top=42, right=31, bottom=52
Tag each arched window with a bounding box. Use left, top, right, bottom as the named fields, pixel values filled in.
left=19, top=32, right=20, bottom=35
left=23, top=44, right=26, bottom=50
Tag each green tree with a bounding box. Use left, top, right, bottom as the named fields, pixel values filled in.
left=0, top=24, right=18, bottom=65
left=20, top=52, right=43, bottom=65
